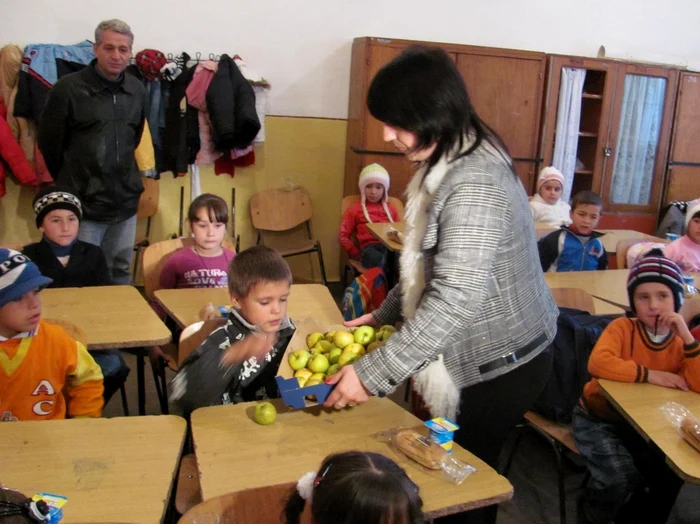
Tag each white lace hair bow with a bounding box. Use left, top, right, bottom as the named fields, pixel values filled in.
left=296, top=471, right=316, bottom=502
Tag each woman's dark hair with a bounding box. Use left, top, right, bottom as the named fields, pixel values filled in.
left=284, top=451, right=425, bottom=524
left=367, top=45, right=512, bottom=172
left=188, top=193, right=229, bottom=225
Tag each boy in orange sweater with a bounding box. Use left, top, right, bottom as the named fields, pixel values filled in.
left=0, top=249, right=104, bottom=421
left=573, top=255, right=700, bottom=524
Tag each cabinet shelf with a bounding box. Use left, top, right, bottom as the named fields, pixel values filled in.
left=578, top=132, right=598, bottom=138
left=582, top=93, right=603, bottom=99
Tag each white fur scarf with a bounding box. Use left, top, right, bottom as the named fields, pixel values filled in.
left=401, top=153, right=461, bottom=421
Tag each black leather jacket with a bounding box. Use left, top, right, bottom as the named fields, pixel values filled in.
left=38, top=60, right=148, bottom=223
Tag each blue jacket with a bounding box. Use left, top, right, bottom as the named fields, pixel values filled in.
left=538, top=226, right=608, bottom=272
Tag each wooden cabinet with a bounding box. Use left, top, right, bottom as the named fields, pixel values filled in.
left=345, top=37, right=547, bottom=199
left=540, top=56, right=678, bottom=232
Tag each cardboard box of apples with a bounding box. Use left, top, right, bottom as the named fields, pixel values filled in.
left=275, top=318, right=396, bottom=408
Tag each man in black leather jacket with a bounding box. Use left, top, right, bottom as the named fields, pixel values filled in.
left=38, top=19, right=148, bottom=285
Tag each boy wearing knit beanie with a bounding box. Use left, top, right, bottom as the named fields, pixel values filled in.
left=338, top=163, right=400, bottom=270
left=664, top=198, right=700, bottom=272
left=529, top=166, right=572, bottom=228
left=22, top=187, right=129, bottom=406
left=572, top=254, right=700, bottom=524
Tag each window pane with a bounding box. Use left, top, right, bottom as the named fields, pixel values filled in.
left=610, top=75, right=666, bottom=205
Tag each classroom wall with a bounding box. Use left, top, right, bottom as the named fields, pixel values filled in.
left=3, top=0, right=699, bottom=281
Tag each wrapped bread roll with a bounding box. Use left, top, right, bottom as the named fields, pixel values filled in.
left=394, top=429, right=446, bottom=470
left=680, top=417, right=700, bottom=453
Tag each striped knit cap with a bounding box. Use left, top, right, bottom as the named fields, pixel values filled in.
left=32, top=188, right=82, bottom=228
left=627, top=255, right=684, bottom=314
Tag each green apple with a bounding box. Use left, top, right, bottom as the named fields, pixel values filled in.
left=353, top=325, right=376, bottom=345
left=294, top=368, right=313, bottom=387
left=332, top=331, right=355, bottom=349
left=344, top=343, right=366, bottom=358
left=288, top=349, right=311, bottom=370
left=308, top=353, right=330, bottom=374
left=376, top=325, right=397, bottom=342
left=324, top=330, right=337, bottom=342
left=337, top=351, right=358, bottom=368
left=328, top=347, right=343, bottom=365
left=253, top=402, right=277, bottom=425
left=305, top=377, right=324, bottom=387
left=327, top=364, right=340, bottom=377
left=309, top=372, right=326, bottom=382
left=313, top=340, right=334, bottom=353
left=306, top=332, right=324, bottom=349
left=309, top=347, right=324, bottom=358
left=366, top=341, right=384, bottom=353
left=297, top=376, right=309, bottom=387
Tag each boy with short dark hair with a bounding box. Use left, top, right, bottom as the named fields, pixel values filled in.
left=538, top=190, right=607, bottom=272
left=0, top=249, right=104, bottom=421
left=573, top=255, right=700, bottom=524
left=169, top=245, right=296, bottom=415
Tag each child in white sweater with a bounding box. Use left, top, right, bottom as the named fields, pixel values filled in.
left=530, top=167, right=572, bottom=228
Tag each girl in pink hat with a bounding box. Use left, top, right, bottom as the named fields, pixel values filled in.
left=529, top=166, right=572, bottom=227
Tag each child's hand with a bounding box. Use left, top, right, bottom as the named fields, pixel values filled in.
left=344, top=313, right=378, bottom=328
left=658, top=312, right=695, bottom=344
left=648, top=370, right=689, bottom=391
left=220, top=332, right=279, bottom=367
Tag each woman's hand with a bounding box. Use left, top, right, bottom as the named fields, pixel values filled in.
left=648, top=370, right=689, bottom=391
left=343, top=313, right=378, bottom=328
left=220, top=332, right=278, bottom=367
left=658, top=312, right=695, bottom=345
left=323, top=365, right=371, bottom=409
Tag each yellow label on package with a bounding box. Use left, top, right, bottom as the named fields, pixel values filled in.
left=424, top=417, right=460, bottom=454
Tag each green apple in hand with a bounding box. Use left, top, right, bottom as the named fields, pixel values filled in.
left=353, top=326, right=376, bottom=345
left=253, top=402, right=277, bottom=425
left=306, top=332, right=324, bottom=349
left=327, top=364, right=340, bottom=376
left=344, top=343, right=366, bottom=358
left=338, top=351, right=358, bottom=368
left=328, top=347, right=343, bottom=365
left=288, top=349, right=311, bottom=370
left=308, top=353, right=330, bottom=374
left=332, top=331, right=355, bottom=349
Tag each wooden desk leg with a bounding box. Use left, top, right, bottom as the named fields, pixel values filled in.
left=386, top=250, right=398, bottom=289
left=137, top=352, right=146, bottom=416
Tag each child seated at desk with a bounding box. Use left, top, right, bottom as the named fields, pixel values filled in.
left=0, top=249, right=104, bottom=421
left=664, top=200, right=700, bottom=272
left=22, top=188, right=128, bottom=405
left=538, top=190, right=608, bottom=272
left=529, top=166, right=572, bottom=228
left=572, top=254, right=700, bottom=524
left=338, top=163, right=400, bottom=271
left=284, top=451, right=425, bottom=524
left=169, top=246, right=295, bottom=415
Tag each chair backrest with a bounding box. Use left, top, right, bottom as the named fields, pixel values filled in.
left=681, top=296, right=700, bottom=326
left=178, top=482, right=299, bottom=524
left=0, top=243, right=24, bottom=252
left=340, top=195, right=405, bottom=220
left=142, top=237, right=236, bottom=301
left=137, top=178, right=159, bottom=219
left=178, top=318, right=227, bottom=365
left=44, top=319, right=88, bottom=345
left=550, top=287, right=596, bottom=315
left=250, top=187, right=313, bottom=232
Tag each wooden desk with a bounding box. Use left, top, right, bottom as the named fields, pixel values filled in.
left=598, top=380, right=700, bottom=484
left=155, top=284, right=343, bottom=329
left=41, top=286, right=171, bottom=349
left=366, top=221, right=405, bottom=252
left=191, top=397, right=513, bottom=518
left=0, top=415, right=186, bottom=523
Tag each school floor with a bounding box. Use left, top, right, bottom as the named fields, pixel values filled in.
left=103, top=283, right=700, bottom=524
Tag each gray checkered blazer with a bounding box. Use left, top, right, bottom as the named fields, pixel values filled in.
left=355, top=146, right=558, bottom=397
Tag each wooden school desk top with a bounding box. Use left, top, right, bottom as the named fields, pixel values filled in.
left=598, top=380, right=700, bottom=484
left=534, top=226, right=664, bottom=254
left=154, top=284, right=343, bottom=329
left=366, top=221, right=405, bottom=252
left=41, top=285, right=171, bottom=349
left=191, top=397, right=513, bottom=518
left=0, top=415, right=187, bottom=523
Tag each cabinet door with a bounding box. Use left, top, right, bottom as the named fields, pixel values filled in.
left=601, top=64, right=678, bottom=214
left=665, top=72, right=700, bottom=204
left=456, top=51, right=546, bottom=191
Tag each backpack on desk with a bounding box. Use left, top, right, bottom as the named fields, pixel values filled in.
left=341, top=267, right=388, bottom=321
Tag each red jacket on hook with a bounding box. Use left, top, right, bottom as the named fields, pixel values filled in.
left=0, top=97, right=36, bottom=197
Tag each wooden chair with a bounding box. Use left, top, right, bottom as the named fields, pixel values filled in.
left=179, top=482, right=299, bottom=524
left=503, top=288, right=596, bottom=524
left=132, top=178, right=160, bottom=285
left=615, top=237, right=670, bottom=269
left=44, top=318, right=129, bottom=416
left=249, top=186, right=327, bottom=285
left=339, top=195, right=405, bottom=289
left=0, top=243, right=24, bottom=252
left=681, top=295, right=700, bottom=329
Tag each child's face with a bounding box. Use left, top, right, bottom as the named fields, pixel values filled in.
left=688, top=216, right=700, bottom=244
left=40, top=209, right=79, bottom=246
left=191, top=208, right=226, bottom=253
left=570, top=204, right=602, bottom=235
left=0, top=289, right=42, bottom=338
left=364, top=183, right=385, bottom=204
left=231, top=280, right=291, bottom=335
left=538, top=180, right=563, bottom=205
left=633, top=282, right=675, bottom=331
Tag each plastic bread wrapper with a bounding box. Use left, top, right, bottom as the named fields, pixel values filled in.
left=386, top=228, right=405, bottom=245
left=387, top=427, right=476, bottom=484
left=659, top=401, right=700, bottom=453
left=198, top=302, right=221, bottom=321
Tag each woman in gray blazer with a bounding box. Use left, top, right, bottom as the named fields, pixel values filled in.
left=324, top=46, right=558, bottom=524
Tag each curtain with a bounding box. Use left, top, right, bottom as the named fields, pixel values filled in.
left=552, top=68, right=586, bottom=203
left=609, top=75, right=666, bottom=205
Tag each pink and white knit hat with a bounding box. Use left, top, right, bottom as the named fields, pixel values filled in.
left=536, top=167, right=565, bottom=192
left=359, top=163, right=394, bottom=224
